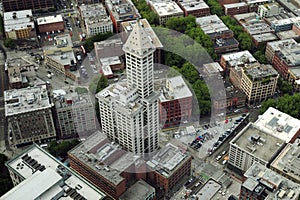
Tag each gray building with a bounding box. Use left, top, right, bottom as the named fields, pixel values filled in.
left=119, top=180, right=155, bottom=200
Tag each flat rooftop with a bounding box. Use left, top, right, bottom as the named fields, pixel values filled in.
left=271, top=139, right=300, bottom=183
left=252, top=32, right=278, bottom=42
left=244, top=64, right=278, bottom=80
left=147, top=143, right=190, bottom=178
left=196, top=179, right=222, bottom=199
left=242, top=21, right=273, bottom=35
left=231, top=123, right=285, bottom=163
left=289, top=66, right=300, bottom=78
left=270, top=16, right=300, bottom=26
left=4, top=9, right=34, bottom=32
left=244, top=162, right=300, bottom=200
left=95, top=38, right=124, bottom=59
left=100, top=56, right=121, bottom=67
left=159, top=76, right=193, bottom=102
left=7, top=58, right=33, bottom=84
left=4, top=144, right=106, bottom=199
left=119, top=180, right=155, bottom=200
left=121, top=19, right=163, bottom=49
left=254, top=107, right=300, bottom=143
left=221, top=50, right=257, bottom=66
left=203, top=62, right=224, bottom=75
left=214, top=37, right=239, bottom=48
left=224, top=2, right=247, bottom=9
left=4, top=85, right=51, bottom=117
left=105, top=0, right=140, bottom=21
left=69, top=132, right=142, bottom=186
left=245, top=0, right=270, bottom=5
left=178, top=0, right=209, bottom=11
left=234, top=12, right=257, bottom=23
left=267, top=38, right=297, bottom=51
left=55, top=92, right=93, bottom=109
left=80, top=3, right=111, bottom=25
left=276, top=43, right=300, bottom=66
left=277, top=30, right=300, bottom=40
left=196, top=15, right=229, bottom=35
left=150, top=0, right=184, bottom=17
left=37, top=15, right=63, bottom=25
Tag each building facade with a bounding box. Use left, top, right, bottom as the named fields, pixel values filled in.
left=36, top=15, right=64, bottom=34
left=2, top=0, right=55, bottom=12
left=4, top=86, right=56, bottom=147
left=177, top=0, right=210, bottom=17
left=265, top=39, right=297, bottom=63
left=224, top=3, right=249, bottom=16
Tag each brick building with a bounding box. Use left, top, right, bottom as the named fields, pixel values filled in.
left=177, top=0, right=210, bottom=17
left=218, top=0, right=239, bottom=6
left=37, top=15, right=64, bottom=34
left=293, top=22, right=300, bottom=36
left=159, top=76, right=193, bottom=129
left=224, top=2, right=249, bottom=16
left=288, top=67, right=300, bottom=91
left=2, top=0, right=55, bottom=12
left=265, top=39, right=297, bottom=63
left=6, top=58, right=32, bottom=89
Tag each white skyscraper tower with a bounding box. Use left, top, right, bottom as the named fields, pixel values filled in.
left=96, top=19, right=159, bottom=154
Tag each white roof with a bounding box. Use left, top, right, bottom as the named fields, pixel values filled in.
left=150, top=1, right=183, bottom=17
left=4, top=10, right=34, bottom=32
left=224, top=2, right=247, bottom=9
left=221, top=50, right=257, bottom=66
left=37, top=15, right=63, bottom=25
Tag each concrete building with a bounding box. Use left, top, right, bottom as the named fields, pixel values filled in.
left=239, top=63, right=279, bottom=103
left=218, top=0, right=239, bottom=6
left=4, top=10, right=36, bottom=39
left=272, top=42, right=300, bottom=79
left=54, top=91, right=97, bottom=139
left=177, top=0, right=210, bottom=17
left=79, top=3, right=113, bottom=37
left=288, top=67, right=300, bottom=91
left=149, top=0, right=184, bottom=25
left=254, top=107, right=300, bottom=143
left=119, top=180, right=156, bottom=200
left=257, top=2, right=282, bottom=18
left=194, top=179, right=222, bottom=199
left=44, top=34, right=79, bottom=82
left=36, top=15, right=64, bottom=34
left=100, top=56, right=124, bottom=74
left=120, top=19, right=163, bottom=64
left=234, top=12, right=258, bottom=25
left=293, top=22, right=300, bottom=35
left=220, top=50, right=257, bottom=73
left=276, top=29, right=300, bottom=40
left=196, top=15, right=239, bottom=54
left=159, top=76, right=193, bottom=129
left=3, top=144, right=106, bottom=199
left=268, top=16, right=300, bottom=32
left=228, top=122, right=285, bottom=172
left=146, top=143, right=192, bottom=193
left=240, top=162, right=300, bottom=200
left=271, top=139, right=300, bottom=184
left=244, top=0, right=272, bottom=12
left=96, top=20, right=160, bottom=154
left=68, top=132, right=146, bottom=199
left=224, top=2, right=249, bottom=16
left=4, top=85, right=56, bottom=147
left=105, top=0, right=140, bottom=32
left=265, top=38, right=297, bottom=63
left=252, top=32, right=278, bottom=48
left=2, top=0, right=55, bottom=12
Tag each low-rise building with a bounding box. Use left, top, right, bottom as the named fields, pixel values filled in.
left=276, top=0, right=300, bottom=16
left=268, top=16, right=300, bottom=33
left=146, top=143, right=192, bottom=193
left=218, top=0, right=239, bottom=6
left=159, top=76, right=193, bottom=129
left=4, top=85, right=56, bottom=147
left=293, top=22, right=300, bottom=36
left=228, top=122, right=285, bottom=172
left=271, top=139, right=300, bottom=184
left=119, top=180, right=156, bottom=200
left=68, top=132, right=146, bottom=199
left=94, top=38, right=124, bottom=61
left=79, top=3, right=113, bottom=37
left=288, top=67, right=300, bottom=91
left=105, top=0, right=140, bottom=32
left=257, top=2, right=282, bottom=18
left=254, top=107, right=300, bottom=143
left=234, top=12, right=257, bottom=25
left=54, top=90, right=97, bottom=139
left=265, top=38, right=297, bottom=63
left=3, top=144, right=106, bottom=199
left=240, top=162, right=300, bottom=200
left=4, top=9, right=36, bottom=39
left=276, top=29, right=300, bottom=40
left=252, top=32, right=278, bottom=48
left=272, top=42, right=300, bottom=78
left=149, top=0, right=184, bottom=25
left=244, top=0, right=271, bottom=12
left=224, top=2, right=249, bottom=16
left=36, top=15, right=64, bottom=34
left=2, top=0, right=55, bottom=13
left=177, top=0, right=210, bottom=17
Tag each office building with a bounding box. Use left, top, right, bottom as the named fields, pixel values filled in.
left=288, top=67, right=300, bottom=91
left=220, top=50, right=257, bottom=72
left=238, top=63, right=278, bottom=103
left=119, top=180, right=156, bottom=200
left=257, top=3, right=282, bottom=18
left=224, top=2, right=249, bottom=16
left=2, top=144, right=106, bottom=199
left=96, top=20, right=160, bottom=153
left=105, top=0, right=140, bottom=32
left=146, top=143, right=192, bottom=193
left=79, top=3, right=113, bottom=37
left=4, top=85, right=56, bottom=147
left=2, top=0, right=55, bottom=12
left=265, top=39, right=297, bottom=63
left=254, top=107, right=300, bottom=143
left=228, top=122, right=285, bottom=172
left=272, top=42, right=300, bottom=79
left=36, top=15, right=64, bottom=34
left=54, top=90, right=97, bottom=139
left=159, top=76, right=193, bottom=129
left=271, top=139, right=300, bottom=184
left=240, top=162, right=300, bottom=200
left=120, top=19, right=163, bottom=64
left=149, top=0, right=184, bottom=25
left=4, top=10, right=36, bottom=39
left=68, top=132, right=146, bottom=199
left=177, top=0, right=210, bottom=17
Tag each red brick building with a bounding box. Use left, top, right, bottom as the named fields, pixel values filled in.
left=159, top=76, right=193, bottom=129
left=224, top=2, right=249, bottom=16
left=292, top=22, right=300, bottom=36
left=177, top=0, right=210, bottom=17
left=37, top=15, right=64, bottom=33
left=68, top=133, right=147, bottom=199
left=218, top=0, right=239, bottom=6
left=146, top=143, right=192, bottom=194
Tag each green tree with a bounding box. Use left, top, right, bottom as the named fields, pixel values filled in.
left=48, top=139, right=80, bottom=158
left=3, top=38, right=16, bottom=49
left=260, top=98, right=276, bottom=114
left=207, top=0, right=224, bottom=16
left=83, top=32, right=113, bottom=52
left=192, top=79, right=211, bottom=115
left=0, top=154, right=13, bottom=196
left=253, top=50, right=268, bottom=64
left=0, top=14, right=4, bottom=38
left=277, top=78, right=293, bottom=94
left=179, top=62, right=199, bottom=84
left=96, top=74, right=108, bottom=93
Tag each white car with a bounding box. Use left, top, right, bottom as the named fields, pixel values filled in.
left=222, top=160, right=228, bottom=165
left=216, top=155, right=222, bottom=161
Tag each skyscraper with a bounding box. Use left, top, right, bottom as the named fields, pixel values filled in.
left=96, top=19, right=159, bottom=154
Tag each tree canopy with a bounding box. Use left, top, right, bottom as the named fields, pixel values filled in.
left=3, top=38, right=16, bottom=49
left=132, top=0, right=159, bottom=25
left=48, top=139, right=80, bottom=158
left=277, top=78, right=293, bottom=95
left=83, top=32, right=113, bottom=53
left=0, top=154, right=13, bottom=196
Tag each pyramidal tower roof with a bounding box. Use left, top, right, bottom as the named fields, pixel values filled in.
left=123, top=19, right=155, bottom=56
